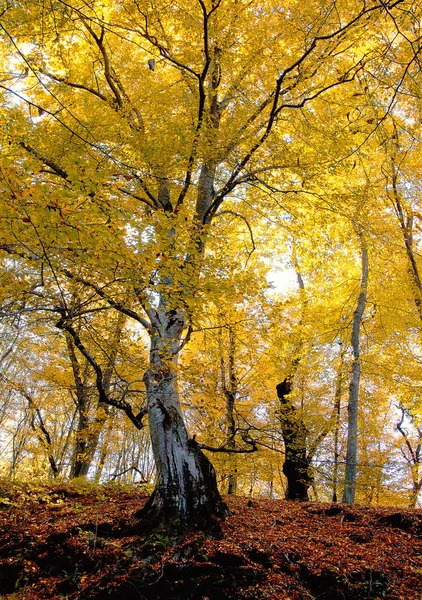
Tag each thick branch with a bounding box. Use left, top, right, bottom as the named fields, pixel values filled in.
left=194, top=437, right=258, bottom=454
left=81, top=20, right=144, bottom=133
left=19, top=142, right=69, bottom=180
left=39, top=69, right=108, bottom=102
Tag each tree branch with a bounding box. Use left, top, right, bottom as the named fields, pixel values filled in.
left=56, top=316, right=147, bottom=431
left=38, top=69, right=109, bottom=102
left=61, top=269, right=152, bottom=330
left=214, top=210, right=256, bottom=260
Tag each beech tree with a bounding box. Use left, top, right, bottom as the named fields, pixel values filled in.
left=342, top=227, right=368, bottom=504
left=0, top=0, right=419, bottom=525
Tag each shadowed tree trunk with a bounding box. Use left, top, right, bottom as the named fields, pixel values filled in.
left=65, top=332, right=92, bottom=479
left=276, top=378, right=313, bottom=500
left=277, top=249, right=312, bottom=500
left=277, top=246, right=343, bottom=501
left=220, top=324, right=238, bottom=495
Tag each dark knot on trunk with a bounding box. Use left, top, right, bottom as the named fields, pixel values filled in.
left=277, top=377, right=293, bottom=400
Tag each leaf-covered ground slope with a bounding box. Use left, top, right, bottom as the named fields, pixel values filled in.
left=0, top=483, right=421, bottom=599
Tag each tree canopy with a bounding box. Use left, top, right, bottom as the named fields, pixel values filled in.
left=1, top=0, right=422, bottom=524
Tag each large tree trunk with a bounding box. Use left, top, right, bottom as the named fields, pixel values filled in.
left=342, top=231, right=368, bottom=504
left=138, top=307, right=228, bottom=528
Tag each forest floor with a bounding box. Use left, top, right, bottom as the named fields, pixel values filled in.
left=0, top=481, right=421, bottom=600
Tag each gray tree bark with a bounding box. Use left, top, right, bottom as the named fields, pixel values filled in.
left=342, top=230, right=368, bottom=504
left=139, top=305, right=228, bottom=527
left=332, top=343, right=346, bottom=502
left=137, top=149, right=229, bottom=527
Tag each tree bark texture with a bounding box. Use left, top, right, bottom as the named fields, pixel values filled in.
left=342, top=231, right=368, bottom=504
left=332, top=344, right=346, bottom=502
left=276, top=379, right=313, bottom=501
left=65, top=333, right=92, bottom=479
left=139, top=306, right=228, bottom=528
left=277, top=250, right=312, bottom=501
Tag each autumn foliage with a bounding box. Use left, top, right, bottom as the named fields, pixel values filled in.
left=0, top=0, right=422, bottom=542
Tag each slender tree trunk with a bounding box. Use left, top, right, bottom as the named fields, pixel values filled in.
left=268, top=468, right=274, bottom=499
left=220, top=325, right=238, bottom=495
left=342, top=231, right=368, bottom=504
left=93, top=410, right=115, bottom=483
left=15, top=388, right=60, bottom=478
left=78, top=314, right=126, bottom=477
left=31, top=406, right=59, bottom=478
left=65, top=333, right=91, bottom=478
left=332, top=344, right=346, bottom=502
left=57, top=406, right=77, bottom=476
left=9, top=411, right=29, bottom=478
left=66, top=314, right=126, bottom=478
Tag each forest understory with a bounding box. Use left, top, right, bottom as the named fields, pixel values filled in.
left=0, top=482, right=421, bottom=600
